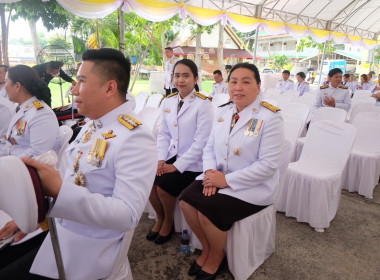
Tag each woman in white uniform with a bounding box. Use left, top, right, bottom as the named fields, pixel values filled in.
left=147, top=59, right=214, bottom=244
left=295, top=71, right=310, bottom=96
left=179, top=63, right=284, bottom=280
left=356, top=74, right=375, bottom=92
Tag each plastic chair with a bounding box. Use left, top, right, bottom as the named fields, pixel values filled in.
left=133, top=91, right=149, bottom=114
left=341, top=112, right=380, bottom=198
left=293, top=107, right=347, bottom=162
left=146, top=93, right=164, bottom=108
left=279, top=120, right=356, bottom=232
left=348, top=102, right=380, bottom=123
left=56, top=125, right=73, bottom=170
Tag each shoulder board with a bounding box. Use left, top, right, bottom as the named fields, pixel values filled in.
left=339, top=85, right=348, bottom=89
left=289, top=79, right=293, bottom=82
left=32, top=101, right=44, bottom=110
left=194, top=92, right=207, bottom=100
left=225, top=81, right=229, bottom=83
left=118, top=114, right=142, bottom=130
left=166, top=92, right=178, bottom=98
left=320, top=85, right=328, bottom=89
left=260, top=101, right=280, bottom=112
left=213, top=82, right=216, bottom=85
left=218, top=100, right=233, bottom=108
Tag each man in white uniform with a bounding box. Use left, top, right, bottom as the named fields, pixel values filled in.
left=0, top=48, right=157, bottom=280
left=0, top=65, right=9, bottom=99
left=210, top=70, right=228, bottom=98
left=276, top=70, right=295, bottom=93
left=164, top=47, right=179, bottom=96
left=313, top=68, right=351, bottom=113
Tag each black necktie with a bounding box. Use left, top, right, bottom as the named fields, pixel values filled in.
left=177, top=100, right=184, bottom=114
left=15, top=106, right=20, bottom=113
left=230, top=113, right=239, bottom=132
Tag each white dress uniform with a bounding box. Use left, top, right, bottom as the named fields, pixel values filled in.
left=295, top=81, right=310, bottom=96
left=0, top=96, right=15, bottom=148
left=211, top=80, right=229, bottom=97
left=276, top=79, right=295, bottom=93
left=30, top=101, right=157, bottom=280
left=343, top=81, right=356, bottom=95
left=157, top=89, right=214, bottom=173
left=0, top=96, right=59, bottom=158
left=164, top=56, right=180, bottom=90
left=357, top=82, right=375, bottom=92
left=198, top=95, right=284, bottom=206
left=0, top=85, right=8, bottom=99
left=313, top=84, right=351, bottom=112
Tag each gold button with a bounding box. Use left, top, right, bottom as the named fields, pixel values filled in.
left=225, top=142, right=228, bottom=146
left=224, top=157, right=227, bottom=161
left=253, top=108, right=257, bottom=112
left=174, top=123, right=177, bottom=127
left=175, top=137, right=178, bottom=141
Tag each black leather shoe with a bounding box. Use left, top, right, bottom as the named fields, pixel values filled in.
left=195, top=256, right=226, bottom=280
left=154, top=226, right=174, bottom=245
left=146, top=230, right=159, bottom=241
left=188, top=260, right=202, bottom=276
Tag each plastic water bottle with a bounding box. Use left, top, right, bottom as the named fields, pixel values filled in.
left=180, top=229, right=190, bottom=253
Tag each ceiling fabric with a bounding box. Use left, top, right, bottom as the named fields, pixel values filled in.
left=2, top=0, right=379, bottom=49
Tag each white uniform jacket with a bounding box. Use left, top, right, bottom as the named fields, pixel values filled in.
left=0, top=96, right=14, bottom=148
left=157, top=90, right=214, bottom=173
left=164, top=56, right=180, bottom=89
left=357, top=82, right=375, bottom=92
left=344, top=81, right=356, bottom=94
left=211, top=80, right=229, bottom=96
left=199, top=96, right=284, bottom=206
left=313, top=84, right=351, bottom=112
left=30, top=102, right=157, bottom=280
left=0, top=85, right=8, bottom=99
left=295, top=81, right=310, bottom=96
left=276, top=79, right=295, bottom=93
left=0, top=96, right=59, bottom=157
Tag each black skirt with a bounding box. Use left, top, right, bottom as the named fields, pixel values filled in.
left=179, top=180, right=268, bottom=231
left=154, top=157, right=201, bottom=197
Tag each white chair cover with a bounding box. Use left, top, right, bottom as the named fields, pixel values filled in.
left=133, top=91, right=149, bottom=114
left=348, top=102, right=380, bottom=123
left=283, top=90, right=300, bottom=97
left=261, top=73, right=282, bottom=92
left=264, top=88, right=281, bottom=99
left=146, top=93, right=164, bottom=108
left=103, top=230, right=134, bottom=280
left=56, top=125, right=73, bottom=170
left=341, top=112, right=380, bottom=198
left=211, top=94, right=230, bottom=113
left=281, top=103, right=310, bottom=126
left=293, top=107, right=347, bottom=161
left=225, top=205, right=276, bottom=280
left=280, top=120, right=356, bottom=230
left=137, top=107, right=162, bottom=140
left=273, top=95, right=296, bottom=109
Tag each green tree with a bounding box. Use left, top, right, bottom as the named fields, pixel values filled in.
left=270, top=54, right=291, bottom=71
left=232, top=28, right=256, bottom=51
left=297, top=36, right=336, bottom=70
left=48, top=34, right=72, bottom=50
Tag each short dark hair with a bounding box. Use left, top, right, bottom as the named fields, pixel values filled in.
left=296, top=72, right=306, bottom=80
left=82, top=48, right=131, bottom=98
left=47, top=61, right=64, bottom=70
left=213, top=70, right=222, bottom=76
left=328, top=68, right=343, bottom=77
left=8, top=65, right=51, bottom=106
left=0, top=65, right=9, bottom=72
left=343, top=74, right=350, bottom=78
left=282, top=70, right=290, bottom=75
left=165, top=47, right=173, bottom=51
left=173, top=59, right=199, bottom=92
left=360, top=74, right=368, bottom=82
left=227, top=63, right=261, bottom=84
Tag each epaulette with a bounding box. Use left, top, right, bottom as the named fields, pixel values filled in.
left=118, top=114, right=142, bottom=130
left=260, top=101, right=280, bottom=112
left=213, top=82, right=216, bottom=85
left=194, top=92, right=207, bottom=100
left=289, top=79, right=293, bottom=82
left=218, top=100, right=233, bottom=108
left=32, top=101, right=44, bottom=110
left=225, top=81, right=229, bottom=83
left=339, top=85, right=348, bottom=89
left=166, top=92, right=178, bottom=98
left=320, top=85, right=329, bottom=89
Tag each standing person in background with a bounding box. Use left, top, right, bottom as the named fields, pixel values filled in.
left=276, top=70, right=295, bottom=94
left=0, top=65, right=9, bottom=99
left=164, top=47, right=179, bottom=96
left=33, top=61, right=77, bottom=87
left=147, top=59, right=213, bottom=245
left=210, top=70, right=228, bottom=98
left=295, top=72, right=310, bottom=96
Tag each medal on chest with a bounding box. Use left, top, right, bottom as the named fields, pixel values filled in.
left=71, top=150, right=85, bottom=187
left=16, top=120, right=27, bottom=136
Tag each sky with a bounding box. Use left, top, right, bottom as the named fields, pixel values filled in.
left=8, top=18, right=60, bottom=41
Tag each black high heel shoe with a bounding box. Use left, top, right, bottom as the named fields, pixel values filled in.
left=195, top=256, right=227, bottom=280
left=146, top=229, right=159, bottom=241
left=154, top=225, right=174, bottom=245
left=188, top=260, right=202, bottom=276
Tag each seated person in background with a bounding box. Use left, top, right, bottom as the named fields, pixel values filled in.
left=313, top=68, right=351, bottom=112
left=372, top=73, right=380, bottom=93
left=0, top=48, right=157, bottom=280
left=276, top=70, right=294, bottom=93
left=0, top=96, right=15, bottom=148
left=147, top=59, right=213, bottom=245
left=356, top=74, right=375, bottom=92
left=295, top=72, right=309, bottom=96
left=179, top=63, right=284, bottom=279
left=371, top=91, right=380, bottom=101
left=348, top=74, right=357, bottom=96
left=0, top=65, right=59, bottom=158
left=210, top=70, right=228, bottom=99
left=0, top=65, right=9, bottom=99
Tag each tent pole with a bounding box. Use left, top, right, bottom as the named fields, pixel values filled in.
left=318, top=41, right=327, bottom=86
left=253, top=28, right=259, bottom=65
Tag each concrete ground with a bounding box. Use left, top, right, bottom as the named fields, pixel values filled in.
left=128, top=184, right=380, bottom=280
